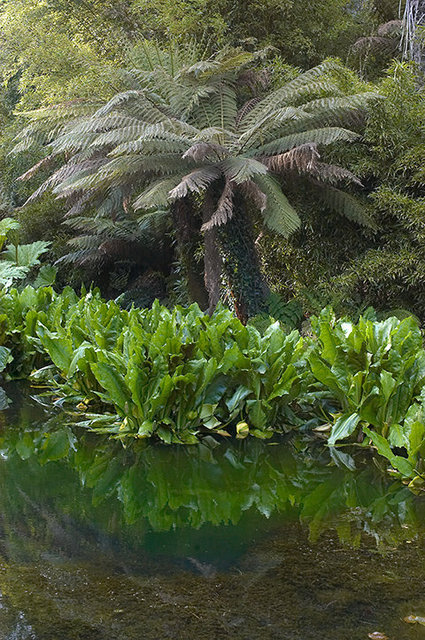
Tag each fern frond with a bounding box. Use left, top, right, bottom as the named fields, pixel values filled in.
left=317, top=185, right=376, bottom=229
left=201, top=179, right=234, bottom=231
left=263, top=143, right=320, bottom=173
left=168, top=166, right=221, bottom=200
left=133, top=176, right=184, bottom=209
left=255, top=127, right=360, bottom=155
left=182, top=141, right=228, bottom=162
left=253, top=175, right=301, bottom=237
left=239, top=59, right=343, bottom=129
left=17, top=154, right=56, bottom=181
left=312, top=163, right=363, bottom=186
left=220, top=157, right=267, bottom=183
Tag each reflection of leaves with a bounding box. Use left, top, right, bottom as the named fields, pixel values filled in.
left=39, top=428, right=76, bottom=465
left=0, top=409, right=422, bottom=546
left=16, top=432, right=35, bottom=460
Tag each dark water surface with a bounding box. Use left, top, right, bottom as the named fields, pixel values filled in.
left=1, top=388, right=425, bottom=639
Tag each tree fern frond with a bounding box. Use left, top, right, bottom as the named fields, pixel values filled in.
left=133, top=176, right=184, bottom=209
left=300, top=93, right=378, bottom=123
left=182, top=141, right=228, bottom=162
left=110, top=136, right=190, bottom=157
left=17, top=154, right=56, bottom=182
left=50, top=131, right=102, bottom=155
left=317, top=184, right=376, bottom=229
left=253, top=175, right=301, bottom=237
left=255, top=127, right=360, bottom=155
left=201, top=179, right=234, bottom=231
left=64, top=191, right=97, bottom=218
left=312, top=163, right=363, bottom=186
left=221, top=156, right=267, bottom=183
left=194, top=127, right=238, bottom=144
left=263, top=143, right=320, bottom=173
left=62, top=114, right=143, bottom=137
left=239, top=59, right=343, bottom=129
left=168, top=166, right=221, bottom=200
left=236, top=98, right=262, bottom=127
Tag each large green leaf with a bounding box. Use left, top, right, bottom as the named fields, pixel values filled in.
left=3, top=241, right=50, bottom=267
left=328, top=412, right=361, bottom=445
left=363, top=426, right=415, bottom=478
left=33, top=264, right=57, bottom=288
left=37, top=327, right=73, bottom=372
left=90, top=362, right=131, bottom=413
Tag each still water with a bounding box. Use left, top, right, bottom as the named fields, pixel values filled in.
left=1, top=388, right=425, bottom=639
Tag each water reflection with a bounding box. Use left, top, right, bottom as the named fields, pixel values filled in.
left=0, top=391, right=422, bottom=551
left=1, top=391, right=425, bottom=639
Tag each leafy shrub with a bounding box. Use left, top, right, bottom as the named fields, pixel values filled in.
left=2, top=286, right=425, bottom=484
left=308, top=308, right=425, bottom=478
left=0, top=287, right=308, bottom=443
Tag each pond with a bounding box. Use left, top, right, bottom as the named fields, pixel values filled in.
left=1, top=387, right=425, bottom=639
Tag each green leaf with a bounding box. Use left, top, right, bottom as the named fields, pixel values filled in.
left=3, top=241, right=50, bottom=267
left=90, top=362, right=130, bottom=413
left=328, top=412, right=361, bottom=445
left=0, top=346, right=12, bottom=372
left=309, top=353, right=345, bottom=398
left=380, top=371, right=396, bottom=402
left=363, top=426, right=415, bottom=478
left=246, top=399, right=267, bottom=429
left=33, top=264, right=57, bottom=288
left=37, top=327, right=73, bottom=372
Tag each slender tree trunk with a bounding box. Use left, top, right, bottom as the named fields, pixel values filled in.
left=218, top=195, right=269, bottom=323
left=172, top=198, right=209, bottom=309
left=402, top=0, right=425, bottom=76
left=202, top=191, right=223, bottom=316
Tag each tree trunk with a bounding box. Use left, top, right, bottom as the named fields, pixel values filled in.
left=172, top=198, right=209, bottom=309
left=402, top=0, right=425, bottom=76
left=218, top=195, right=269, bottom=323
left=202, top=191, right=223, bottom=316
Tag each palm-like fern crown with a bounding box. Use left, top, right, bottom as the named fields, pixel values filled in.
left=15, top=43, right=377, bottom=239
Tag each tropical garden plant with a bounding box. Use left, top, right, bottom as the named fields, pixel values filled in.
left=15, top=44, right=376, bottom=319
left=0, top=284, right=425, bottom=485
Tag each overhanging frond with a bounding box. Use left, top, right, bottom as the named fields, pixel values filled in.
left=201, top=179, right=234, bottom=231
left=221, top=157, right=267, bottom=183
left=317, top=184, right=377, bottom=229
left=253, top=174, right=301, bottom=237
left=168, top=165, right=221, bottom=201
left=262, top=143, right=320, bottom=173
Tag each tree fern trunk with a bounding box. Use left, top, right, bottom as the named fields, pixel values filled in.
left=172, top=198, right=209, bottom=309
left=202, top=191, right=223, bottom=316
left=218, top=196, right=269, bottom=323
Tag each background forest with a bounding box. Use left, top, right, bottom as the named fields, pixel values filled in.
left=0, top=0, right=423, bottom=323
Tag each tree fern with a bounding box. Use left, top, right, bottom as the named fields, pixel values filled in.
left=15, top=44, right=375, bottom=316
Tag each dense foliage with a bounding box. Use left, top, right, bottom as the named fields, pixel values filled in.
left=0, top=285, right=424, bottom=484
left=0, top=0, right=419, bottom=319
left=0, top=0, right=425, bottom=498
